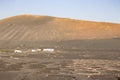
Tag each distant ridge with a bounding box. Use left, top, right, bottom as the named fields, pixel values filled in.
left=0, top=14, right=120, bottom=48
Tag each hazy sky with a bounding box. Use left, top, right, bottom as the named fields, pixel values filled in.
left=0, top=0, right=120, bottom=23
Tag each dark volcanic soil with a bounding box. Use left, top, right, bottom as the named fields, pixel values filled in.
left=0, top=50, right=120, bottom=80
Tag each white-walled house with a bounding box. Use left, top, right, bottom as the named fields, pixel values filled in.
left=14, top=50, right=22, bottom=53
left=31, top=49, right=42, bottom=52
left=42, top=48, right=55, bottom=52
left=31, top=49, right=37, bottom=52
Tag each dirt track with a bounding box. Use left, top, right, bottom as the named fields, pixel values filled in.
left=0, top=51, right=120, bottom=80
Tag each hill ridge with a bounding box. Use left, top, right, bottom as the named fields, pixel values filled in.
left=0, top=14, right=120, bottom=42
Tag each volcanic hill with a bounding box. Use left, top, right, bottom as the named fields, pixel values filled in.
left=0, top=14, right=120, bottom=49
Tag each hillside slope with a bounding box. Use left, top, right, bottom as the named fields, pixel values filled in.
left=0, top=15, right=120, bottom=49
left=0, top=15, right=120, bottom=42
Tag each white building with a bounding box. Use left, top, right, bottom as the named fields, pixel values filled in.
left=31, top=49, right=37, bottom=52
left=31, top=49, right=42, bottom=52
left=14, top=50, right=22, bottom=53
left=42, top=48, right=55, bottom=52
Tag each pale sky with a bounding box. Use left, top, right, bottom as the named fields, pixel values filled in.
left=0, top=0, right=120, bottom=23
